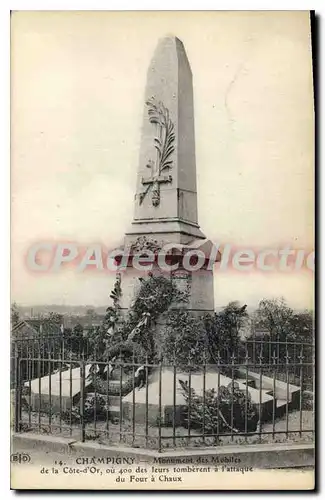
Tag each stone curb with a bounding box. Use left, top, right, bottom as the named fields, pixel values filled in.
left=12, top=433, right=315, bottom=469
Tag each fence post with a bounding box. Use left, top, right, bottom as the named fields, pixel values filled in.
left=230, top=352, right=236, bottom=442
left=187, top=353, right=192, bottom=446
left=145, top=353, right=149, bottom=448
left=158, top=356, right=162, bottom=452
left=258, top=346, right=263, bottom=442
left=14, top=344, right=21, bottom=433
left=299, top=346, right=304, bottom=438
left=285, top=349, right=290, bottom=437
left=216, top=350, right=221, bottom=440
left=244, top=347, right=249, bottom=441
left=80, top=360, right=86, bottom=442
left=132, top=349, right=136, bottom=446
left=202, top=350, right=207, bottom=445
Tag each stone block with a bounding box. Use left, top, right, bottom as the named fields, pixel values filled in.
left=122, top=368, right=275, bottom=427
left=24, top=365, right=94, bottom=413
left=237, top=369, right=301, bottom=410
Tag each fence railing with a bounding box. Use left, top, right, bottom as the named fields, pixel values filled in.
left=11, top=336, right=314, bottom=451
left=11, top=335, right=314, bottom=379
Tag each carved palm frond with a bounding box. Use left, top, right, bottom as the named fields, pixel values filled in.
left=146, top=97, right=175, bottom=174
left=146, top=98, right=163, bottom=126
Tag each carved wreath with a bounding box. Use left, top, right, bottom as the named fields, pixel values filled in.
left=130, top=236, right=162, bottom=254
left=145, top=96, right=175, bottom=174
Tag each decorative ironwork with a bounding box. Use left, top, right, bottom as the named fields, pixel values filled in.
left=139, top=97, right=175, bottom=206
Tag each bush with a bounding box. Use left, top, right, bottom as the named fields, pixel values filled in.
left=161, top=310, right=207, bottom=369
left=179, top=379, right=258, bottom=441
left=61, top=393, right=109, bottom=424
left=204, top=302, right=248, bottom=363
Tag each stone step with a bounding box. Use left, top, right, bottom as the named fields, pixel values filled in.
left=235, top=377, right=256, bottom=389
left=275, top=398, right=289, bottom=417
left=107, top=380, right=121, bottom=388
left=109, top=405, right=121, bottom=418
left=108, top=395, right=122, bottom=406
left=99, top=378, right=133, bottom=387
left=237, top=368, right=301, bottom=408
left=235, top=378, right=295, bottom=416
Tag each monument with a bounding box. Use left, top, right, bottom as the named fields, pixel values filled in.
left=22, top=36, right=302, bottom=433
left=24, top=37, right=223, bottom=426
left=118, top=36, right=220, bottom=317
left=118, top=36, right=301, bottom=427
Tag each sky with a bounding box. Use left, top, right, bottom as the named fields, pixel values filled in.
left=11, top=11, right=314, bottom=310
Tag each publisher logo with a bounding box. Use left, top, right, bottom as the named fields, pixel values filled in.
left=10, top=453, right=31, bottom=464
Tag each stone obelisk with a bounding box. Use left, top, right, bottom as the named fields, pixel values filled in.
left=125, top=36, right=205, bottom=245
left=119, top=36, right=218, bottom=315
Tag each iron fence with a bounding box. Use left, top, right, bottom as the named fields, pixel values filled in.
left=10, top=333, right=102, bottom=387
left=11, top=337, right=314, bottom=451
left=220, top=339, right=314, bottom=391
left=11, top=335, right=314, bottom=385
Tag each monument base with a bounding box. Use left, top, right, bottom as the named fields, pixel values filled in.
left=121, top=368, right=301, bottom=428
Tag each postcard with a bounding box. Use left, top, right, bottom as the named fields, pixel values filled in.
left=10, top=10, right=315, bottom=490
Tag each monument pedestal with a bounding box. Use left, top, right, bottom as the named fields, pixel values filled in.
left=116, top=237, right=219, bottom=316
left=118, top=262, right=215, bottom=317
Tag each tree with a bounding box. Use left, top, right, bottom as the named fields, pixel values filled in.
left=40, top=312, right=63, bottom=335
left=249, top=298, right=314, bottom=366
left=251, top=298, right=314, bottom=343
left=63, top=323, right=86, bottom=356
left=86, top=308, right=97, bottom=325
left=288, top=310, right=314, bottom=343
left=287, top=310, right=314, bottom=372
left=204, top=301, right=248, bottom=362
left=250, top=297, right=294, bottom=342
left=161, top=310, right=207, bottom=369
left=11, top=302, right=20, bottom=326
